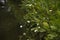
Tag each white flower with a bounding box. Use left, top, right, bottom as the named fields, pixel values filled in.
left=49, top=10, right=52, bottom=12
left=27, top=39, right=29, bottom=40
left=31, top=28, right=34, bottom=31
left=27, top=20, right=30, bottom=23
left=26, top=4, right=32, bottom=6
left=37, top=23, right=39, bottom=26
left=20, top=25, right=23, bottom=28
left=34, top=29, right=38, bottom=32
left=38, top=27, right=40, bottom=28
left=23, top=33, right=26, bottom=35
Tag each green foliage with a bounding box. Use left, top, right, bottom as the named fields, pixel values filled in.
left=4, top=0, right=60, bottom=40
left=18, top=0, right=60, bottom=40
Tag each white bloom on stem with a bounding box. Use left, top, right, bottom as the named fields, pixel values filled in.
left=27, top=20, right=30, bottom=23
left=49, top=10, right=52, bottom=12
left=26, top=4, right=32, bottom=6
left=37, top=23, right=39, bottom=26
left=27, top=39, right=29, bottom=40
left=38, top=27, right=40, bottom=28
left=23, top=33, right=26, bottom=35
left=34, top=29, right=38, bottom=32
left=20, top=25, right=23, bottom=28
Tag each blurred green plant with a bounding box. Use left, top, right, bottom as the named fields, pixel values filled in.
left=7, top=0, right=60, bottom=40
left=18, top=0, right=60, bottom=40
